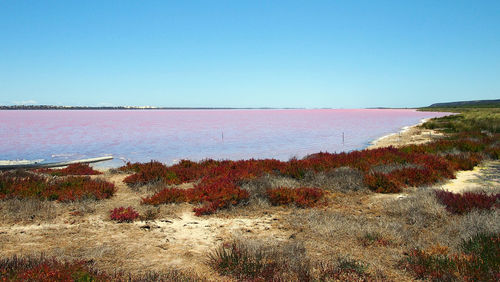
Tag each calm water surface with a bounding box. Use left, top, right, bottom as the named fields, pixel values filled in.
left=0, top=109, right=450, bottom=167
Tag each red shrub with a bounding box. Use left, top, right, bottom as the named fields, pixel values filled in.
left=0, top=256, right=110, bottom=281
left=485, top=145, right=500, bottom=160
left=141, top=188, right=187, bottom=205
left=402, top=233, right=500, bottom=281
left=267, top=187, right=325, bottom=208
left=187, top=178, right=249, bottom=215
left=364, top=173, right=402, bottom=193
left=388, top=167, right=439, bottom=187
left=434, top=190, right=499, bottom=214
left=0, top=173, right=115, bottom=202
left=193, top=201, right=221, bottom=216
left=123, top=161, right=179, bottom=186
left=445, top=153, right=483, bottom=171
left=36, top=163, right=102, bottom=176
left=142, top=177, right=249, bottom=216
left=110, top=206, right=140, bottom=222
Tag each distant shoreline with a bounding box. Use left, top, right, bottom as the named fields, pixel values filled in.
left=0, top=105, right=416, bottom=110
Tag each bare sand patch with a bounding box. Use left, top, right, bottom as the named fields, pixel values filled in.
left=368, top=119, right=444, bottom=149
left=436, top=160, right=500, bottom=193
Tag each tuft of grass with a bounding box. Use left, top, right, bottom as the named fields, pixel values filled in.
left=317, top=257, right=373, bottom=281
left=359, top=231, right=391, bottom=247
left=0, top=198, right=57, bottom=222
left=302, top=167, right=366, bottom=193
left=402, top=233, right=500, bottom=281
left=208, top=239, right=311, bottom=281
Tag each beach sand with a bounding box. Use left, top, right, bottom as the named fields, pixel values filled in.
left=368, top=118, right=444, bottom=149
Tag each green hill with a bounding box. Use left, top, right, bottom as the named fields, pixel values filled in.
left=427, top=99, right=500, bottom=108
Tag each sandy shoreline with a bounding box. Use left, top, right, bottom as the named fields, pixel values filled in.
left=367, top=118, right=444, bottom=149
left=368, top=118, right=499, bottom=193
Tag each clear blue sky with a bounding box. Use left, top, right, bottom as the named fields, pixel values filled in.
left=1, top=1, right=499, bottom=108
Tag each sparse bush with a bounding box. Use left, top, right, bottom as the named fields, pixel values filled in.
left=208, top=239, right=311, bottom=281
left=453, top=210, right=500, bottom=243
left=402, top=233, right=500, bottom=281
left=35, top=163, right=102, bottom=176
left=141, top=187, right=187, bottom=205
left=0, top=255, right=203, bottom=281
left=364, top=172, right=401, bottom=193
left=0, top=198, right=57, bottom=222
left=0, top=173, right=115, bottom=202
left=241, top=174, right=300, bottom=200
left=110, top=206, right=140, bottom=222
left=0, top=255, right=109, bottom=281
left=359, top=231, right=391, bottom=247
left=123, top=161, right=179, bottom=186
left=140, top=207, right=160, bottom=221
left=445, top=153, right=483, bottom=170
left=434, top=190, right=499, bottom=214
left=318, top=257, right=373, bottom=281
left=302, top=167, right=366, bottom=192
left=267, top=187, right=325, bottom=208
left=385, top=190, right=447, bottom=227
left=142, top=178, right=249, bottom=216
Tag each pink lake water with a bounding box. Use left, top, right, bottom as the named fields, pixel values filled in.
left=0, top=109, right=450, bottom=167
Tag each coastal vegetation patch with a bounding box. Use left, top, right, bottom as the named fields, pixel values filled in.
left=123, top=126, right=498, bottom=215
left=35, top=163, right=102, bottom=176
left=109, top=206, right=140, bottom=223
left=402, top=233, right=500, bottom=281
left=0, top=255, right=201, bottom=281
left=434, top=190, right=500, bottom=214
left=0, top=171, right=115, bottom=201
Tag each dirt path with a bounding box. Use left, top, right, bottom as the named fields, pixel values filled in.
left=436, top=160, right=500, bottom=193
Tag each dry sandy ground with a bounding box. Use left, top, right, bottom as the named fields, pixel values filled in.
left=0, top=174, right=295, bottom=279
left=437, top=160, right=500, bottom=193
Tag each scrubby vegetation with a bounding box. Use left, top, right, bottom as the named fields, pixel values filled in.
left=402, top=233, right=500, bottom=281
left=208, top=239, right=376, bottom=281
left=109, top=206, right=140, bottom=222
left=0, top=255, right=202, bottom=281
left=0, top=171, right=115, bottom=201
left=35, top=163, right=102, bottom=176
left=0, top=255, right=109, bottom=281
left=435, top=190, right=500, bottom=214
left=420, top=107, right=500, bottom=133
left=266, top=187, right=325, bottom=208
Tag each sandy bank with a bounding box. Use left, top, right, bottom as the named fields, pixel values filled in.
left=368, top=118, right=444, bottom=149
